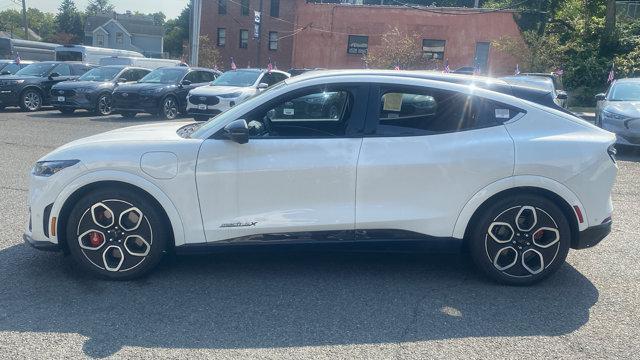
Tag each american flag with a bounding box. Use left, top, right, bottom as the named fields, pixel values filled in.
left=607, top=64, right=615, bottom=83
left=394, top=61, right=400, bottom=71
left=514, top=64, right=520, bottom=75
left=443, top=59, right=450, bottom=73
left=554, top=68, right=564, bottom=76
left=15, top=52, right=20, bottom=64
left=267, top=57, right=273, bottom=73
left=230, top=57, right=237, bottom=71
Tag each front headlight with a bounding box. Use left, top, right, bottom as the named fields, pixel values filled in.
left=13, top=80, right=25, bottom=84
left=32, top=160, right=80, bottom=177
left=602, top=110, right=627, bottom=121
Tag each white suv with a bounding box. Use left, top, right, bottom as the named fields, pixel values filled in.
left=186, top=68, right=290, bottom=121
left=25, top=70, right=617, bottom=284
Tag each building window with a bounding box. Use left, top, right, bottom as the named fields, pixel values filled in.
left=116, top=32, right=124, bottom=45
left=422, top=39, right=445, bottom=60
left=241, top=0, right=249, bottom=16
left=239, top=29, right=249, bottom=48
left=269, top=31, right=278, bottom=50
left=96, top=34, right=104, bottom=47
left=218, top=0, right=227, bottom=14
left=347, top=35, right=368, bottom=55
left=217, top=28, right=226, bottom=47
left=270, top=0, right=279, bottom=18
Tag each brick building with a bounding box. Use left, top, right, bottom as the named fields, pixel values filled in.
left=200, top=0, right=523, bottom=75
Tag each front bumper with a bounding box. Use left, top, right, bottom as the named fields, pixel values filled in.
left=23, top=233, right=60, bottom=251
left=0, top=89, right=19, bottom=107
left=50, top=93, right=96, bottom=111
left=186, top=97, right=235, bottom=116
left=572, top=220, right=612, bottom=249
left=602, top=119, right=640, bottom=146
left=112, top=94, right=160, bottom=114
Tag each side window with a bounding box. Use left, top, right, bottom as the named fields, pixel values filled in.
left=134, top=69, right=150, bottom=81
left=260, top=73, right=274, bottom=86
left=199, top=71, right=217, bottom=83
left=270, top=73, right=288, bottom=85
left=119, top=70, right=135, bottom=81
left=52, top=64, right=71, bottom=76
left=183, top=71, right=199, bottom=83
left=244, top=88, right=354, bottom=138
left=374, top=86, right=519, bottom=136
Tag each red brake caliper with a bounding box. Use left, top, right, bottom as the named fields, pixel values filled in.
left=89, top=231, right=104, bottom=247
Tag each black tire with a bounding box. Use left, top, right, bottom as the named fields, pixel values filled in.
left=159, top=96, right=179, bottom=120
left=19, top=89, right=42, bottom=112
left=95, top=93, right=113, bottom=116
left=59, top=108, right=75, bottom=115
left=121, top=111, right=137, bottom=119
left=194, top=115, right=209, bottom=122
left=468, top=194, right=571, bottom=285
left=65, top=187, right=169, bottom=280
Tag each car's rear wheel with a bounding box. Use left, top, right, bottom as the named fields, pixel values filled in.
left=20, top=89, right=42, bottom=111
left=59, top=108, right=75, bottom=115
left=468, top=194, right=571, bottom=285
left=160, top=96, right=178, bottom=120
left=66, top=187, right=169, bottom=280
left=96, top=94, right=113, bottom=116
left=120, top=111, right=137, bottom=119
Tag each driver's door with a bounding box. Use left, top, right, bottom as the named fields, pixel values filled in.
left=195, top=83, right=369, bottom=243
left=43, top=63, right=72, bottom=102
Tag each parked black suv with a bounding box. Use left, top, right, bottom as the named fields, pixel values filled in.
left=112, top=66, right=220, bottom=119
left=50, top=65, right=151, bottom=115
left=0, top=60, right=34, bottom=76
left=0, top=61, right=93, bottom=111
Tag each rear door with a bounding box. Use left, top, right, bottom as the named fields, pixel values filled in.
left=195, top=83, right=369, bottom=243
left=355, top=83, right=516, bottom=239
left=177, top=70, right=211, bottom=108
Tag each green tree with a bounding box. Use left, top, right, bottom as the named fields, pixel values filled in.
left=85, top=0, right=115, bottom=16
left=163, top=5, right=190, bottom=58
left=198, top=35, right=220, bottom=69
left=0, top=8, right=56, bottom=41
left=55, top=0, right=84, bottom=44
left=364, top=27, right=425, bottom=70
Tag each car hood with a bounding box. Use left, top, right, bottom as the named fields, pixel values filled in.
left=114, top=82, right=173, bottom=92
left=604, top=101, right=640, bottom=117
left=53, top=80, right=108, bottom=90
left=190, top=85, right=253, bottom=96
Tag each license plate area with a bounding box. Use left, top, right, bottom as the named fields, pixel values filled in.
left=57, top=96, right=65, bottom=102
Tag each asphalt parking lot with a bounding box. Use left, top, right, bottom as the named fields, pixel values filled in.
left=1, top=108, right=639, bottom=359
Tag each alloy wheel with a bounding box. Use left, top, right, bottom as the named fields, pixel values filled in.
left=484, top=205, right=561, bottom=278
left=23, top=91, right=41, bottom=111
left=76, top=199, right=153, bottom=273
left=97, top=95, right=112, bottom=115
left=162, top=98, right=178, bottom=119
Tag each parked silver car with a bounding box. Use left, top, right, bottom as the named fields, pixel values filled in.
left=596, top=78, right=640, bottom=147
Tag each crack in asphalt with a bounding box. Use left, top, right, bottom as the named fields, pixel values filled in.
left=0, top=186, right=27, bottom=192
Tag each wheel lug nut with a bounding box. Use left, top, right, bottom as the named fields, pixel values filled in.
left=527, top=242, right=531, bottom=245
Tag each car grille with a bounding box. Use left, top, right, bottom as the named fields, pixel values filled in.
left=190, top=95, right=220, bottom=106
left=51, top=89, right=76, bottom=97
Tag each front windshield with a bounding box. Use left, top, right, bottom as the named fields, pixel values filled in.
left=609, top=82, right=640, bottom=101
left=191, top=81, right=287, bottom=138
left=212, top=70, right=261, bottom=87
left=15, top=63, right=55, bottom=77
left=139, top=68, right=186, bottom=84
left=78, top=67, right=122, bottom=82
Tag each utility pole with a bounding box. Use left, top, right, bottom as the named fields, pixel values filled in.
left=474, top=0, right=479, bottom=8
left=256, top=0, right=263, bottom=68
left=21, top=0, right=28, bottom=40
left=190, top=0, right=202, bottom=66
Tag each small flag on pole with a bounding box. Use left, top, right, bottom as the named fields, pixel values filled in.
left=554, top=68, right=564, bottom=76
left=394, top=60, right=400, bottom=71
left=267, top=57, right=273, bottom=73
left=514, top=64, right=520, bottom=75
left=443, top=59, right=450, bottom=73
left=14, top=52, right=20, bottom=64
left=230, top=57, right=237, bottom=71
left=607, top=63, right=615, bottom=83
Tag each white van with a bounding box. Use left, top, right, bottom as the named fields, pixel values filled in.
left=98, top=56, right=183, bottom=69
left=55, top=45, right=143, bottom=65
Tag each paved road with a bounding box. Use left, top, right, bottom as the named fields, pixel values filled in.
left=0, top=109, right=639, bottom=359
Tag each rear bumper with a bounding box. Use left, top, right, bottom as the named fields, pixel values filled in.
left=572, top=220, right=612, bottom=249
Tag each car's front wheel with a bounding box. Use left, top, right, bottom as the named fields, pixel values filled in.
left=66, top=187, right=169, bottom=280
left=20, top=89, right=42, bottom=111
left=96, top=94, right=113, bottom=116
left=159, top=96, right=178, bottom=120
left=468, top=194, right=571, bottom=285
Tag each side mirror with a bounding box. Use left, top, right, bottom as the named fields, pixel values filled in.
left=595, top=93, right=606, bottom=101
left=222, top=119, right=249, bottom=144
left=181, top=79, right=192, bottom=86
left=556, top=91, right=568, bottom=100
left=48, top=72, right=60, bottom=79
left=257, top=82, right=269, bottom=90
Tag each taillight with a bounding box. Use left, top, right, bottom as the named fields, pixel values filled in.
left=607, top=144, right=617, bottom=164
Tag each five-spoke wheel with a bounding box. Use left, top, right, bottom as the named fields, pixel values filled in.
left=469, top=195, right=570, bottom=285
left=66, top=188, right=168, bottom=279
left=160, top=96, right=178, bottom=120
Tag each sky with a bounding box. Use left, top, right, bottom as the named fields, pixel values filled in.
left=2, top=0, right=189, bottom=19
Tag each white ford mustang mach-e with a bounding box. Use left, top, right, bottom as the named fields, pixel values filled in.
left=25, top=71, right=618, bottom=284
